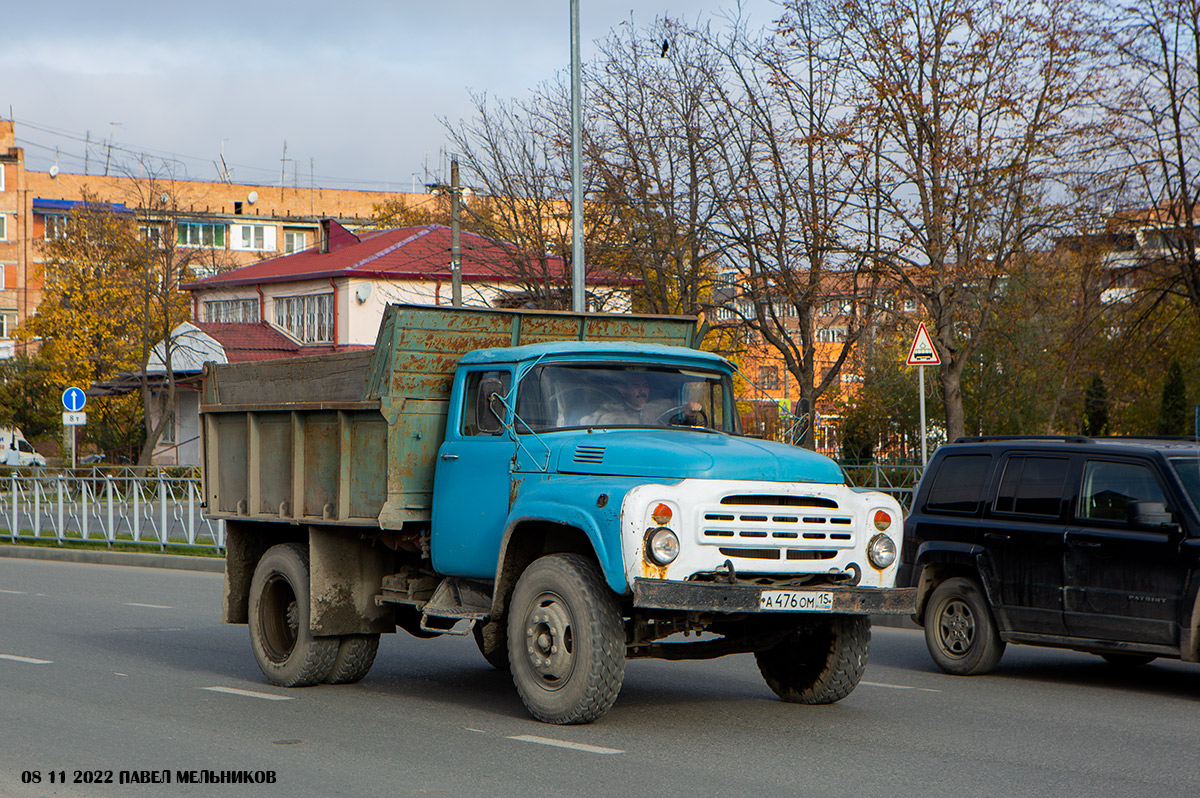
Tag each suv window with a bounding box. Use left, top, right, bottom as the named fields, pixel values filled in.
left=1078, top=460, right=1167, bottom=522
left=994, top=456, right=1068, bottom=517
left=925, top=454, right=992, bottom=513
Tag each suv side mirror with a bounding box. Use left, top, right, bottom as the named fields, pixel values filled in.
left=476, top=376, right=507, bottom=434
left=1129, top=500, right=1177, bottom=530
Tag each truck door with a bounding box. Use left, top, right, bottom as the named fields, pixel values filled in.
left=430, top=368, right=516, bottom=578
left=1064, top=458, right=1185, bottom=646
left=982, top=454, right=1070, bottom=635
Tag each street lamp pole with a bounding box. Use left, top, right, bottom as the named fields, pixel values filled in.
left=570, top=0, right=585, bottom=312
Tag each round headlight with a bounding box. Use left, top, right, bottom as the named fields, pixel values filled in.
left=868, top=533, right=897, bottom=569
left=645, top=527, right=680, bottom=565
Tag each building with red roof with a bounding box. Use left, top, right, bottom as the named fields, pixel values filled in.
left=182, top=219, right=634, bottom=348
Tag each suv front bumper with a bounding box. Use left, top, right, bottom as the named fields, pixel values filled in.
left=633, top=578, right=917, bottom=615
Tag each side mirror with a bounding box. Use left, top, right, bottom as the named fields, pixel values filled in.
left=1129, top=500, right=1177, bottom=530
left=476, top=376, right=507, bottom=434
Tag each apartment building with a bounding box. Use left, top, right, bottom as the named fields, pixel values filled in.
left=0, top=118, right=428, bottom=359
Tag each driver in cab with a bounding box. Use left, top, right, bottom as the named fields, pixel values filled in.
left=579, top=373, right=704, bottom=427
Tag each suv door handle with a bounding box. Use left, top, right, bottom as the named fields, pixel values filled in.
left=440, top=453, right=459, bottom=461
left=984, top=533, right=1010, bottom=541
left=1069, top=539, right=1101, bottom=548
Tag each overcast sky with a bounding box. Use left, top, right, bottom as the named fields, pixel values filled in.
left=3, top=0, right=780, bottom=192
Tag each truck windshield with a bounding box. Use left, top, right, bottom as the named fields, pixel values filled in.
left=1168, top=456, right=1200, bottom=514
left=516, top=364, right=740, bottom=434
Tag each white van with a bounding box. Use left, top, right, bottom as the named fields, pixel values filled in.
left=0, top=428, right=46, bottom=467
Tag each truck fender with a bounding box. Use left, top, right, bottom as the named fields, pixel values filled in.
left=490, top=502, right=622, bottom=620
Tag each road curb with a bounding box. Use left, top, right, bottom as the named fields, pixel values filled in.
left=0, top=544, right=225, bottom=573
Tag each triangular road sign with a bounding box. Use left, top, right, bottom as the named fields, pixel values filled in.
left=906, top=322, right=941, bottom=366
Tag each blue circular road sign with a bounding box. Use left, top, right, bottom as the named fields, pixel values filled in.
left=62, top=387, right=87, bottom=412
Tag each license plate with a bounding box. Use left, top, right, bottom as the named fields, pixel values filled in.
left=759, top=590, right=834, bottom=612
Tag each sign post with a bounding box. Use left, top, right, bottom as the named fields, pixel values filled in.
left=905, top=322, right=940, bottom=466
left=62, top=387, right=87, bottom=469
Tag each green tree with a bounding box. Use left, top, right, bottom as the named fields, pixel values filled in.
left=1158, top=361, right=1189, bottom=435
left=1082, top=375, right=1109, bottom=436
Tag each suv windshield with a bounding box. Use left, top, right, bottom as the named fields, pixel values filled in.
left=515, top=364, right=739, bottom=434
left=1169, top=456, right=1200, bottom=512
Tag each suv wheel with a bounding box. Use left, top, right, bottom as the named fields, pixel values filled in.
left=924, top=577, right=1005, bottom=675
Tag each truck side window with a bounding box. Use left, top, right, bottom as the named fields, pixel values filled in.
left=1078, top=460, right=1167, bottom=522
left=925, top=454, right=992, bottom=514
left=461, top=371, right=511, bottom=437
left=994, top=456, right=1068, bottom=517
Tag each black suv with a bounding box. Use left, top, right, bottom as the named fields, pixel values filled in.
left=900, top=436, right=1200, bottom=675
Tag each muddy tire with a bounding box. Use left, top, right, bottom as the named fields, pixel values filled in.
left=473, top=620, right=510, bottom=671
left=248, top=543, right=337, bottom=687
left=324, top=634, right=380, bottom=684
left=924, top=577, right=1005, bottom=675
left=755, top=615, right=870, bottom=704
left=507, top=554, right=625, bottom=724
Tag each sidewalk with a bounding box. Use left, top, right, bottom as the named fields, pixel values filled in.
left=0, top=543, right=224, bottom=573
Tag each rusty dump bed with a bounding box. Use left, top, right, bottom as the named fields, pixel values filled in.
left=200, top=303, right=699, bottom=530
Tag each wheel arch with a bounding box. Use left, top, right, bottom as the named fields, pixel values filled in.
left=491, top=517, right=606, bottom=620
left=913, top=541, right=988, bottom=626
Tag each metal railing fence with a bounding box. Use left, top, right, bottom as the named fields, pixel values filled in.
left=0, top=467, right=224, bottom=551
left=837, top=459, right=925, bottom=510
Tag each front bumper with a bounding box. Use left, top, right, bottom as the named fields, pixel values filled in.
left=633, top=578, right=917, bottom=615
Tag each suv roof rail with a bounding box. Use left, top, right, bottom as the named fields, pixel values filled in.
left=953, top=435, right=1092, bottom=444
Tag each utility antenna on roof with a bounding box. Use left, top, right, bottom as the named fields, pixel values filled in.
left=280, top=140, right=291, bottom=200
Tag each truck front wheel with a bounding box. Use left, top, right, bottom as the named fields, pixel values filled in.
left=507, top=554, right=625, bottom=724
left=248, top=543, right=337, bottom=687
left=755, top=615, right=870, bottom=704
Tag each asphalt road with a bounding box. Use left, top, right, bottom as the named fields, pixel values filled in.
left=0, top=556, right=1197, bottom=798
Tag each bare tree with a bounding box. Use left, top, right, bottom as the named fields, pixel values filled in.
left=1098, top=0, right=1200, bottom=324
left=582, top=16, right=727, bottom=316
left=699, top=10, right=883, bottom=447
left=821, top=0, right=1101, bottom=440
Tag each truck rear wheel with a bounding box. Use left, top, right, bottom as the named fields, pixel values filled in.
left=324, top=634, right=380, bottom=684
left=755, top=615, right=870, bottom=704
left=248, top=543, right=337, bottom=687
left=924, top=576, right=1005, bottom=675
left=507, top=554, right=625, bottom=724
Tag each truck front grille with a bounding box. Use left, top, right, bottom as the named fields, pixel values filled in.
left=701, top=492, right=856, bottom=558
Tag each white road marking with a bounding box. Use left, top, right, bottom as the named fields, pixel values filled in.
left=862, top=680, right=941, bottom=693
left=0, top=589, right=27, bottom=594
left=0, top=654, right=53, bottom=664
left=508, top=735, right=624, bottom=755
left=125, top=602, right=173, bottom=609
left=201, top=686, right=293, bottom=701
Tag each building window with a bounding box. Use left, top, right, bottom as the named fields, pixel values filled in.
left=203, top=299, right=259, bottom=323
left=284, top=230, right=308, bottom=254
left=44, top=215, right=68, bottom=240
left=758, top=365, right=780, bottom=390
left=274, top=293, right=333, bottom=343
left=0, top=311, right=13, bottom=338
left=231, top=224, right=276, bottom=252
left=0, top=215, right=5, bottom=240
left=140, top=225, right=164, bottom=247
left=0, top=263, right=5, bottom=289
left=816, top=326, right=847, bottom=343
left=178, top=222, right=226, bottom=248
left=0, top=164, right=5, bottom=191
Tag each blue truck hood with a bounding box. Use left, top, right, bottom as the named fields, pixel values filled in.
left=547, top=429, right=845, bottom=483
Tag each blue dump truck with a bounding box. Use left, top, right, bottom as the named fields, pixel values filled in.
left=201, top=304, right=914, bottom=724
